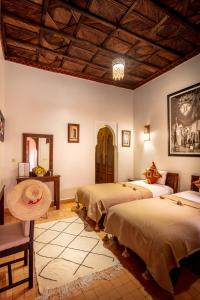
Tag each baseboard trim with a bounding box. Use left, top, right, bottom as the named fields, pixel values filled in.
left=61, top=198, right=75, bottom=203
left=4, top=199, right=75, bottom=215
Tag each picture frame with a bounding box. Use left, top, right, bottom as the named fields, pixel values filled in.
left=122, top=130, right=131, bottom=147
left=68, top=123, right=79, bottom=143
left=0, top=110, right=5, bottom=142
left=18, top=162, right=30, bottom=177
left=167, top=82, right=200, bottom=157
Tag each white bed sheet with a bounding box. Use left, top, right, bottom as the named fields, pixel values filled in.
left=175, top=191, right=200, bottom=203
left=129, top=180, right=173, bottom=197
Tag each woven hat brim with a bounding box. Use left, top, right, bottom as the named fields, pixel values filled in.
left=7, top=179, right=52, bottom=221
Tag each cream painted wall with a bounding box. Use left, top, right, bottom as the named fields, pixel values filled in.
left=0, top=41, right=5, bottom=188
left=4, top=61, right=134, bottom=199
left=133, top=54, right=200, bottom=191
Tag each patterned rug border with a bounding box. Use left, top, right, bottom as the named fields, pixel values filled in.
left=36, top=261, right=122, bottom=300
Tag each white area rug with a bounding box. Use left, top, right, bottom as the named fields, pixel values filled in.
left=34, top=216, right=121, bottom=300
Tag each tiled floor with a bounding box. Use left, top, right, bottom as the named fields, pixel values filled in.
left=0, top=201, right=200, bottom=300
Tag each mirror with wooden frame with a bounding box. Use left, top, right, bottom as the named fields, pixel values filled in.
left=22, top=133, right=53, bottom=175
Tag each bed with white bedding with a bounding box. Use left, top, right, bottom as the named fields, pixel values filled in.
left=104, top=191, right=200, bottom=293
left=75, top=172, right=178, bottom=229
left=129, top=180, right=173, bottom=197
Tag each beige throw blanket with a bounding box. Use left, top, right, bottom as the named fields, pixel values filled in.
left=105, top=193, right=200, bottom=293
left=76, top=183, right=152, bottom=223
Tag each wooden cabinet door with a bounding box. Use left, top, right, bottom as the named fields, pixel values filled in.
left=95, top=127, right=114, bottom=183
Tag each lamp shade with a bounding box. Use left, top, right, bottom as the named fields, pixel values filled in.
left=112, top=58, right=125, bottom=80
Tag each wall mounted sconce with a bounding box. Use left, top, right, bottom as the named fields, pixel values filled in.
left=144, top=125, right=150, bottom=141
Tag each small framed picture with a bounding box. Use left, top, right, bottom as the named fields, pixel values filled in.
left=122, top=130, right=131, bottom=147
left=18, top=162, right=30, bottom=177
left=0, top=110, right=5, bottom=142
left=68, top=123, right=79, bottom=143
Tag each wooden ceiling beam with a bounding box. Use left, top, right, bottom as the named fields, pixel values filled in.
left=181, top=0, right=190, bottom=16
left=119, top=0, right=139, bottom=24
left=38, top=0, right=50, bottom=62
left=3, top=13, right=161, bottom=71
left=134, top=46, right=200, bottom=89
left=41, top=0, right=50, bottom=25
left=150, top=0, right=200, bottom=36
left=7, top=39, right=141, bottom=89
left=0, top=0, right=8, bottom=56
left=58, top=1, right=114, bottom=29
left=6, top=37, right=146, bottom=82
left=120, top=1, right=156, bottom=27
left=151, top=15, right=168, bottom=34
left=6, top=53, right=135, bottom=89
left=60, top=1, right=182, bottom=57
left=6, top=37, right=102, bottom=70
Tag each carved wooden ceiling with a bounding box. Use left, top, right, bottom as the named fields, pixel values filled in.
left=1, top=0, right=200, bottom=89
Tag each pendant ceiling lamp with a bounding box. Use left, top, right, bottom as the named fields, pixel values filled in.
left=112, top=57, right=125, bottom=80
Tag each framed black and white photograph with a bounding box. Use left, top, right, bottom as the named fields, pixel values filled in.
left=0, top=110, right=5, bottom=142
left=167, top=82, right=200, bottom=157
left=122, top=130, right=131, bottom=147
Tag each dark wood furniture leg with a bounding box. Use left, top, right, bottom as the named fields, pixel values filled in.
left=56, top=177, right=60, bottom=210
left=29, top=244, right=33, bottom=288
left=54, top=180, right=57, bottom=207
left=24, top=249, right=28, bottom=266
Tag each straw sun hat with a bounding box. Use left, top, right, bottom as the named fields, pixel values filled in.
left=7, top=180, right=52, bottom=221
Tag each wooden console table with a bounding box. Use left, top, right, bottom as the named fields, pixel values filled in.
left=16, top=175, right=60, bottom=210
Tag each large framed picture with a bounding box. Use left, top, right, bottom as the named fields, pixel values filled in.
left=122, top=130, right=131, bottom=147
left=167, top=82, right=200, bottom=157
left=0, top=110, right=5, bottom=142
left=68, top=123, right=79, bottom=143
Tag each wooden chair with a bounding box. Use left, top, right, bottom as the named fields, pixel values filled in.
left=0, top=220, right=34, bottom=292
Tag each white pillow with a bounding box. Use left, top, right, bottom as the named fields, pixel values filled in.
left=156, top=170, right=167, bottom=185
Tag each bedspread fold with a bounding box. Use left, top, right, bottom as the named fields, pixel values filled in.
left=76, top=183, right=152, bottom=222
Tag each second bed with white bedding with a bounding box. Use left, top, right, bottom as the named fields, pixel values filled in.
left=129, top=180, right=173, bottom=197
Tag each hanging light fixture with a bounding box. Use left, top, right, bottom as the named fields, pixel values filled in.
left=112, top=57, right=125, bottom=80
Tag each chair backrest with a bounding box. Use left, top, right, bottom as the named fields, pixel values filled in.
left=0, top=185, right=5, bottom=225
left=21, top=220, right=34, bottom=241
left=21, top=221, right=30, bottom=237
left=29, top=220, right=34, bottom=242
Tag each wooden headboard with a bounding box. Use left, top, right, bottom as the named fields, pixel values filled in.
left=191, top=175, right=200, bottom=192
left=166, top=173, right=179, bottom=193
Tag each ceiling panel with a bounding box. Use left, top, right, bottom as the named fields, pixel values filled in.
left=1, top=0, right=200, bottom=89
